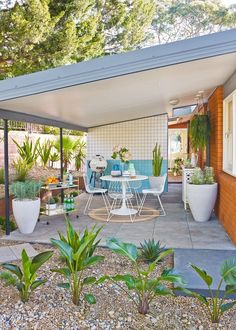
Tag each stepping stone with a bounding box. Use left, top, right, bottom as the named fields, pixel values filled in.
left=174, top=248, right=236, bottom=297
left=0, top=243, right=37, bottom=263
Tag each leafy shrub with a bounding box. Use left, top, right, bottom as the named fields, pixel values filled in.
left=106, top=237, right=185, bottom=314
left=188, top=259, right=236, bottom=323
left=139, top=239, right=166, bottom=263
left=12, top=136, right=40, bottom=165
left=189, top=114, right=211, bottom=151
left=191, top=167, right=215, bottom=185
left=0, top=216, right=17, bottom=231
left=71, top=191, right=79, bottom=197
left=1, top=249, right=53, bottom=302
left=10, top=181, right=41, bottom=200
left=51, top=221, right=104, bottom=305
left=38, top=140, right=53, bottom=168
left=12, top=158, right=33, bottom=182
left=0, top=168, right=4, bottom=184
left=49, top=152, right=60, bottom=167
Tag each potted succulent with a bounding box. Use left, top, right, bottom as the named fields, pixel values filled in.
left=187, top=167, right=218, bottom=222
left=46, top=196, right=58, bottom=210
left=10, top=181, right=42, bottom=234
left=149, top=143, right=163, bottom=188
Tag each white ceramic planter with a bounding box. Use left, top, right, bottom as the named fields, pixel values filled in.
left=12, top=198, right=40, bottom=234
left=46, top=203, right=57, bottom=210
left=187, top=183, right=218, bottom=222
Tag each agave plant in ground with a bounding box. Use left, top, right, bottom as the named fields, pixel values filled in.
left=106, top=237, right=185, bottom=315
left=51, top=221, right=104, bottom=306
left=1, top=249, right=53, bottom=302
left=139, top=239, right=166, bottom=264
left=12, top=136, right=40, bottom=165
left=188, top=258, right=236, bottom=323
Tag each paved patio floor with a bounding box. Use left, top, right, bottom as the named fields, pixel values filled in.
left=2, top=184, right=235, bottom=250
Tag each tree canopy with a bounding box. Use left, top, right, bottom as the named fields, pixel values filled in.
left=0, top=0, right=235, bottom=80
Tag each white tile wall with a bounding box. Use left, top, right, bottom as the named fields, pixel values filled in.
left=87, top=115, right=168, bottom=160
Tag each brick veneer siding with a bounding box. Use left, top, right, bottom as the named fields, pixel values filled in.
left=208, top=87, right=236, bottom=245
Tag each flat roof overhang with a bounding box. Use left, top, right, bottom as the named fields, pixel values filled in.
left=0, top=29, right=236, bottom=130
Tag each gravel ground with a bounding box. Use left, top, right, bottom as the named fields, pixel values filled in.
left=0, top=242, right=235, bottom=330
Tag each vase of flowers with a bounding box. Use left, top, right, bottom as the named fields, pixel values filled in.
left=111, top=145, right=132, bottom=175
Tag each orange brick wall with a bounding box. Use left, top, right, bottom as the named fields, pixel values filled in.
left=208, top=87, right=236, bottom=245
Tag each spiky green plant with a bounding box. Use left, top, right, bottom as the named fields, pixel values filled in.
left=49, top=152, right=60, bottom=167
left=152, top=143, right=163, bottom=176
left=12, top=136, right=40, bottom=165
left=38, top=140, right=53, bottom=168
left=10, top=181, right=41, bottom=200
left=0, top=168, right=4, bottom=184
left=12, top=158, right=33, bottom=182
left=189, top=114, right=211, bottom=151
left=139, top=239, right=166, bottom=263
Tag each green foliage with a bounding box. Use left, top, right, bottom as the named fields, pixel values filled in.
left=152, top=143, right=163, bottom=177
left=189, top=114, right=211, bottom=152
left=12, top=158, right=33, bottom=182
left=106, top=237, right=184, bottom=314
left=0, top=0, right=156, bottom=79
left=12, top=136, right=40, bottom=165
left=54, top=136, right=82, bottom=171
left=139, top=239, right=166, bottom=264
left=191, top=167, right=215, bottom=185
left=71, top=191, right=79, bottom=197
left=0, top=216, right=17, bottom=232
left=1, top=249, right=53, bottom=302
left=188, top=258, right=236, bottom=323
left=172, top=158, right=183, bottom=176
left=38, top=140, right=53, bottom=168
left=0, top=271, right=18, bottom=286
left=47, top=196, right=57, bottom=204
left=152, top=1, right=236, bottom=44
left=74, top=140, right=86, bottom=171
left=49, top=152, right=60, bottom=167
left=51, top=221, right=104, bottom=306
left=10, top=180, right=41, bottom=200
left=0, top=167, right=4, bottom=184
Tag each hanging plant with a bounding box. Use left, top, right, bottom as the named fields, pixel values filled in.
left=189, top=113, right=211, bottom=151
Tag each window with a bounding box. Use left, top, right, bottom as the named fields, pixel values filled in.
left=223, top=90, right=236, bottom=176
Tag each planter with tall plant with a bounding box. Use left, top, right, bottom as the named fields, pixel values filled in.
left=187, top=167, right=218, bottom=222
left=149, top=143, right=163, bottom=188
left=10, top=181, right=42, bottom=234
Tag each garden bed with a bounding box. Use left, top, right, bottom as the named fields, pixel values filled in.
left=0, top=242, right=235, bottom=329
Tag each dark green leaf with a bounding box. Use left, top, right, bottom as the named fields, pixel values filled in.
left=83, top=276, right=97, bottom=285
left=190, top=264, right=212, bottom=286
left=84, top=293, right=96, bottom=304
left=221, top=258, right=236, bottom=285
left=220, top=301, right=236, bottom=313
left=58, top=282, right=70, bottom=289
left=51, top=268, right=71, bottom=277
left=30, top=251, right=53, bottom=274
left=107, top=237, right=138, bottom=262
left=51, top=239, right=73, bottom=264
left=1, top=263, right=23, bottom=279
left=111, top=274, right=137, bottom=289
left=83, top=255, right=104, bottom=268
left=31, top=279, right=46, bottom=290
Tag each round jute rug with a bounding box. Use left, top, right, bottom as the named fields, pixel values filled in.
left=88, top=207, right=159, bottom=223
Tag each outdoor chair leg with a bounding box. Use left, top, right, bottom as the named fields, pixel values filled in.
left=157, top=195, right=166, bottom=216
left=84, top=193, right=93, bottom=215
left=138, top=193, right=147, bottom=215
left=102, top=193, right=110, bottom=215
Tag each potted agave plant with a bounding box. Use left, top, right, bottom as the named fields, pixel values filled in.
left=187, top=167, right=218, bottom=222
left=10, top=180, right=42, bottom=234
left=149, top=143, right=163, bottom=188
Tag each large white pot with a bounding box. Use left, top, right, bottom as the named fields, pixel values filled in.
left=187, top=183, right=218, bottom=222
left=12, top=198, right=40, bottom=234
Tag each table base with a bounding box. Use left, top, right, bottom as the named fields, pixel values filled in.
left=111, top=207, right=137, bottom=216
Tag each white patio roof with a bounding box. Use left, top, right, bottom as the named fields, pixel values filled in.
left=0, top=29, right=236, bottom=131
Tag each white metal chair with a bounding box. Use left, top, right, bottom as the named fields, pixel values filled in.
left=139, top=173, right=167, bottom=216
left=83, top=175, right=110, bottom=215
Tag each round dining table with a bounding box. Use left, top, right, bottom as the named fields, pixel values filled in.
left=100, top=175, right=148, bottom=216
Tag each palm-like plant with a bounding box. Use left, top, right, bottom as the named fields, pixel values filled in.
left=51, top=221, right=104, bottom=305
left=1, top=249, right=53, bottom=302
left=106, top=237, right=185, bottom=315
left=49, top=152, right=60, bottom=167
left=54, top=136, right=81, bottom=171
left=12, top=136, right=40, bottom=165
left=188, top=258, right=236, bottom=323
left=74, top=140, right=86, bottom=171
left=38, top=140, right=53, bottom=168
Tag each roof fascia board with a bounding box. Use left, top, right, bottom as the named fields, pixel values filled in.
left=0, top=108, right=88, bottom=132
left=0, top=29, right=236, bottom=101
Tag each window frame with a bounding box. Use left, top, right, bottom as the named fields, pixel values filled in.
left=223, top=89, right=236, bottom=177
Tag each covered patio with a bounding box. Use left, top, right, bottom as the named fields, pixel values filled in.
left=0, top=29, right=236, bottom=248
